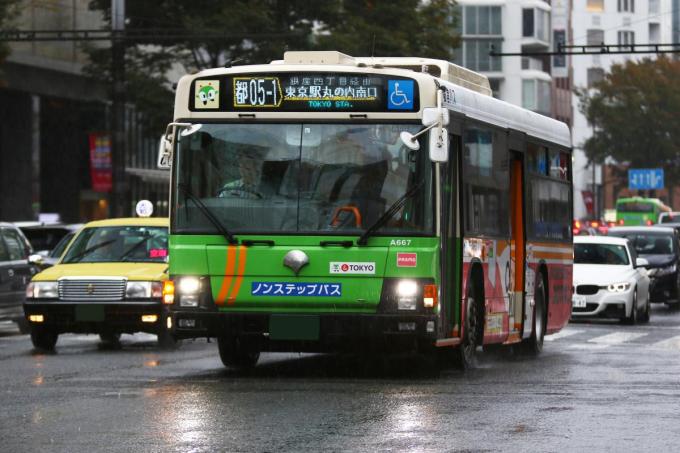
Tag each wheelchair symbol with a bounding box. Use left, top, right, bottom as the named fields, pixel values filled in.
left=390, top=82, right=410, bottom=106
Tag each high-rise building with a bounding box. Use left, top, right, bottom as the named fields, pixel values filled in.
left=571, top=0, right=673, bottom=219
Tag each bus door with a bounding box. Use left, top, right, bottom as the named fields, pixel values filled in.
left=508, top=152, right=525, bottom=340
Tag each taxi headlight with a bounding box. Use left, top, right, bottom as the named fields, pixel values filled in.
left=125, top=281, right=153, bottom=299
left=29, top=281, right=58, bottom=299
left=607, top=282, right=631, bottom=293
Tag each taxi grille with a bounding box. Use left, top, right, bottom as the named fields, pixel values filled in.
left=58, top=279, right=126, bottom=301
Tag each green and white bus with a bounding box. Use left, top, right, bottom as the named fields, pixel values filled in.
left=615, top=197, right=671, bottom=226
left=159, top=51, right=573, bottom=369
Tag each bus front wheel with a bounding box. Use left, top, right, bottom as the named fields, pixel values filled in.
left=217, top=336, right=260, bottom=370
left=454, top=284, right=482, bottom=369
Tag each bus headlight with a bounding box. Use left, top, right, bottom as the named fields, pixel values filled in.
left=177, top=276, right=201, bottom=307
left=27, top=281, right=58, bottom=299
left=396, top=280, right=418, bottom=310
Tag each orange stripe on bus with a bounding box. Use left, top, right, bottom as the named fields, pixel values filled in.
left=532, top=251, right=572, bottom=260
left=216, top=245, right=237, bottom=305
left=227, top=245, right=248, bottom=305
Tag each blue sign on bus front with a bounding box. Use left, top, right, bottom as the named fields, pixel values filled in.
left=629, top=169, right=664, bottom=190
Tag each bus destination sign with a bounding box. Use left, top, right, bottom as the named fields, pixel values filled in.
left=190, top=73, right=419, bottom=113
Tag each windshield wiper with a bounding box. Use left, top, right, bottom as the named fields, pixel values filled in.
left=119, top=236, right=151, bottom=261
left=65, top=239, right=117, bottom=263
left=356, top=179, right=425, bottom=246
left=178, top=183, right=238, bottom=245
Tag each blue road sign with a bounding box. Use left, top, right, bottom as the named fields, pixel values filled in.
left=628, top=168, right=664, bottom=190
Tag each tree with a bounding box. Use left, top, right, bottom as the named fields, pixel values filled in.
left=84, top=0, right=461, bottom=132
left=0, top=0, right=20, bottom=75
left=576, top=57, right=680, bottom=184
left=316, top=0, right=459, bottom=60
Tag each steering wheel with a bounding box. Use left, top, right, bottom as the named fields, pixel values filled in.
left=330, top=205, right=362, bottom=228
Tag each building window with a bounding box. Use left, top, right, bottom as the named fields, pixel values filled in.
left=649, top=0, right=660, bottom=14
left=587, top=0, right=604, bottom=12
left=463, top=5, right=502, bottom=35
left=463, top=39, right=503, bottom=72
left=587, top=68, right=605, bottom=87
left=523, top=8, right=550, bottom=42
left=522, top=79, right=551, bottom=115
left=618, top=0, right=635, bottom=12
left=618, top=30, right=635, bottom=46
left=649, top=23, right=660, bottom=44
left=587, top=29, right=605, bottom=45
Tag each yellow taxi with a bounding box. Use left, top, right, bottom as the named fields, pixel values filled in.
left=23, top=217, right=172, bottom=351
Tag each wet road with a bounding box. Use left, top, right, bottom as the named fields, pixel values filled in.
left=2, top=306, right=680, bottom=452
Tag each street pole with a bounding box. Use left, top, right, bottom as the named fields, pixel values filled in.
left=111, top=0, right=126, bottom=216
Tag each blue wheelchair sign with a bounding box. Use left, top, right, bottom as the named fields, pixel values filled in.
left=628, top=168, right=664, bottom=190
left=387, top=80, right=414, bottom=110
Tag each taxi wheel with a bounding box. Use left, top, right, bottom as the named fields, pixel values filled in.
left=157, top=328, right=179, bottom=350
left=30, top=327, right=58, bottom=351
left=99, top=332, right=122, bottom=348
left=217, top=336, right=260, bottom=369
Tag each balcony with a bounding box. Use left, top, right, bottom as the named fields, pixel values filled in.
left=522, top=5, right=551, bottom=51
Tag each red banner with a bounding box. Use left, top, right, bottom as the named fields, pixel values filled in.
left=582, top=190, right=594, bottom=215
left=89, top=133, right=113, bottom=192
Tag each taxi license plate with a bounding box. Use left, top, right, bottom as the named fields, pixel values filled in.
left=572, top=295, right=587, bottom=308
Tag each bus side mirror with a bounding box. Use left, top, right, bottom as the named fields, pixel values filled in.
left=429, top=128, right=448, bottom=163
left=157, top=135, right=172, bottom=169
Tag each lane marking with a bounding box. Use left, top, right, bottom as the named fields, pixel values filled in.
left=651, top=335, right=680, bottom=351
left=545, top=328, right=584, bottom=341
left=587, top=332, right=648, bottom=345
left=569, top=343, right=610, bottom=350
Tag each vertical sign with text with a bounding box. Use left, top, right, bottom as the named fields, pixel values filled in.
left=89, top=133, right=113, bottom=192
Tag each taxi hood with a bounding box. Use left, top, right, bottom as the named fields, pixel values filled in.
left=33, top=262, right=167, bottom=282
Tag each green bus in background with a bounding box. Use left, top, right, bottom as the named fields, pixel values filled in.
left=615, top=197, right=671, bottom=226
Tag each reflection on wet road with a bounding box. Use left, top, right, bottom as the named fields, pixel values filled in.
left=2, top=307, right=680, bottom=451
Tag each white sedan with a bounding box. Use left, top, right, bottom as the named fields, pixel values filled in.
left=572, top=236, right=651, bottom=324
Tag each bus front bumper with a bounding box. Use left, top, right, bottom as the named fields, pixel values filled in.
left=170, top=311, right=438, bottom=353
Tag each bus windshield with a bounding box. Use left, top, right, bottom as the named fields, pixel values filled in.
left=173, top=123, right=433, bottom=236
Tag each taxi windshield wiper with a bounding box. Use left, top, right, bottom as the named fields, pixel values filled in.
left=356, top=179, right=425, bottom=246
left=119, top=236, right=151, bottom=262
left=65, top=239, right=117, bottom=263
left=178, top=183, right=238, bottom=245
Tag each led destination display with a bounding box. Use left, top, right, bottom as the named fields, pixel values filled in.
left=190, top=73, right=419, bottom=113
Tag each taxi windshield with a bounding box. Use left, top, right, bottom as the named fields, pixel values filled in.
left=173, top=123, right=433, bottom=236
left=62, top=226, right=168, bottom=264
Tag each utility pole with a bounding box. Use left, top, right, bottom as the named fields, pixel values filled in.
left=111, top=0, right=126, bottom=216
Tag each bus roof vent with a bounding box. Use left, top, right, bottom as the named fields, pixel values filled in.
left=282, top=51, right=356, bottom=66
left=353, top=57, right=492, bottom=96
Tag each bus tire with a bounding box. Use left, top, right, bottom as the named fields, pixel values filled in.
left=454, top=282, right=482, bottom=369
left=520, top=271, right=546, bottom=355
left=218, top=336, right=260, bottom=369
left=99, top=332, right=122, bottom=348
left=30, top=327, right=58, bottom=352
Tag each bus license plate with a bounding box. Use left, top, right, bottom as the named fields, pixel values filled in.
left=572, top=295, right=587, bottom=308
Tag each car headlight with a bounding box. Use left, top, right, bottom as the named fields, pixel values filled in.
left=27, top=281, right=58, bottom=299
left=607, top=282, right=631, bottom=293
left=125, top=281, right=163, bottom=299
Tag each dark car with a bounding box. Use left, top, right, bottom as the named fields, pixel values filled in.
left=0, top=222, right=40, bottom=332
left=15, top=222, right=82, bottom=257
left=608, top=226, right=680, bottom=305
